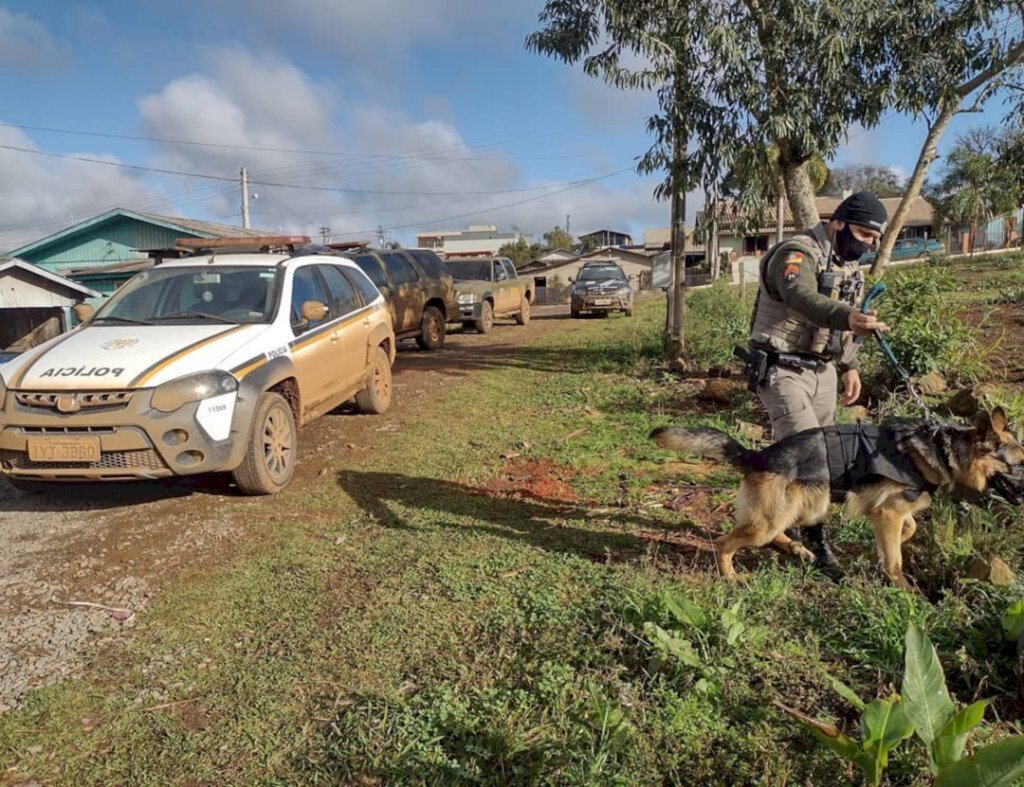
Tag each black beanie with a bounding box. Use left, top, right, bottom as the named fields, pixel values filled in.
left=833, top=191, right=888, bottom=232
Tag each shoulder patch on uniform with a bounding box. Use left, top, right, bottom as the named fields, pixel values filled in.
left=783, top=263, right=801, bottom=281
left=784, top=251, right=804, bottom=264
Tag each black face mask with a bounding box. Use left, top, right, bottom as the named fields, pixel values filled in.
left=835, top=225, right=873, bottom=262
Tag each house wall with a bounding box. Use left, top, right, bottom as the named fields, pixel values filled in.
left=0, top=269, right=83, bottom=308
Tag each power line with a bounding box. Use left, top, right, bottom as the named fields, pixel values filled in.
left=329, top=166, right=635, bottom=238
left=0, top=142, right=635, bottom=197
left=0, top=118, right=637, bottom=162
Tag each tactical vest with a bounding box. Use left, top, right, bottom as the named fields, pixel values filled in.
left=749, top=226, right=862, bottom=359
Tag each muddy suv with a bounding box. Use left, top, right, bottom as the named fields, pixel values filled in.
left=341, top=247, right=459, bottom=351
left=569, top=261, right=633, bottom=318
left=444, top=257, right=534, bottom=334
left=0, top=236, right=395, bottom=495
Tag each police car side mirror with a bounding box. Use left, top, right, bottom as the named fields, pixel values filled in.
left=301, top=300, right=329, bottom=323
left=73, top=303, right=95, bottom=322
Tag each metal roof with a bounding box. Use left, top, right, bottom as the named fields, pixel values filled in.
left=8, top=208, right=271, bottom=259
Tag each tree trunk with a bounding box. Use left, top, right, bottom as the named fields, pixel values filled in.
left=667, top=176, right=687, bottom=360
left=778, top=158, right=819, bottom=231
left=870, top=106, right=957, bottom=277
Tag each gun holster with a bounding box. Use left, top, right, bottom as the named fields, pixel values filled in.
left=734, top=345, right=769, bottom=393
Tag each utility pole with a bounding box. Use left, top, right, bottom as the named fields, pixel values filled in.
left=565, top=214, right=570, bottom=236
left=241, top=167, right=251, bottom=229
left=376, top=225, right=386, bottom=248
left=319, top=225, right=331, bottom=244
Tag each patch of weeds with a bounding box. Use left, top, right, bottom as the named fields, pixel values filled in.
left=862, top=264, right=988, bottom=391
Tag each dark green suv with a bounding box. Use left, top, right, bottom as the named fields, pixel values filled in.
left=341, top=247, right=460, bottom=350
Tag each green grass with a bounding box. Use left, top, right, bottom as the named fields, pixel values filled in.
left=1, top=265, right=1023, bottom=785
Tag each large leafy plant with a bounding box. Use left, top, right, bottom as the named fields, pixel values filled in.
left=779, top=623, right=1024, bottom=785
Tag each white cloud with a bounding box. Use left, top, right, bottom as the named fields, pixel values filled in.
left=0, top=8, right=67, bottom=70
left=0, top=44, right=666, bottom=253
left=133, top=45, right=667, bottom=245
left=199, top=0, right=531, bottom=57
left=0, top=126, right=154, bottom=252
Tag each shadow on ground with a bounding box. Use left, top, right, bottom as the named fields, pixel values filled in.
left=336, top=468, right=718, bottom=567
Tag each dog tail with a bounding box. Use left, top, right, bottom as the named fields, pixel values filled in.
left=649, top=426, right=761, bottom=471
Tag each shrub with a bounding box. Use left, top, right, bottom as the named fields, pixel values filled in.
left=683, top=280, right=753, bottom=370
left=860, top=262, right=986, bottom=390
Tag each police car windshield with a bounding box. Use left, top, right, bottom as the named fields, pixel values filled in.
left=444, top=261, right=492, bottom=281
left=94, top=266, right=282, bottom=325
left=578, top=266, right=625, bottom=283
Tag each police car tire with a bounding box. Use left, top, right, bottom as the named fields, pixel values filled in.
left=415, top=306, right=446, bottom=351
left=514, top=295, right=530, bottom=326
left=474, top=300, right=494, bottom=334
left=232, top=392, right=296, bottom=496
left=624, top=308, right=633, bottom=317
left=355, top=345, right=393, bottom=414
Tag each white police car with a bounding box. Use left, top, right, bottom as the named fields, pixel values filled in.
left=0, top=236, right=395, bottom=494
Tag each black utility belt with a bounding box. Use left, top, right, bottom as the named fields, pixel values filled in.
left=734, top=346, right=829, bottom=391
left=773, top=353, right=829, bottom=372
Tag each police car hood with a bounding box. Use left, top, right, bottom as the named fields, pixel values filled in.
left=3, top=323, right=271, bottom=391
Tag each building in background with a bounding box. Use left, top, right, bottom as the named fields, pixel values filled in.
left=701, top=195, right=939, bottom=257
left=0, top=258, right=98, bottom=351
left=415, top=224, right=518, bottom=256
left=578, top=228, right=633, bottom=248
left=7, top=208, right=271, bottom=301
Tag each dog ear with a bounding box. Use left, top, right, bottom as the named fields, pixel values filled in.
left=991, top=407, right=1009, bottom=434
left=974, top=411, right=1000, bottom=447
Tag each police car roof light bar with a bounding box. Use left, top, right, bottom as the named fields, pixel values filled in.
left=175, top=236, right=312, bottom=254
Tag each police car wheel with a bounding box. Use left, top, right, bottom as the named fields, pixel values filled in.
left=474, top=300, right=494, bottom=334
left=232, top=392, right=296, bottom=495
left=356, top=345, right=393, bottom=414
left=415, top=306, right=446, bottom=351
left=514, top=296, right=530, bottom=326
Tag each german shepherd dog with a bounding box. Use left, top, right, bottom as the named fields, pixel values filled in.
left=651, top=408, right=1024, bottom=589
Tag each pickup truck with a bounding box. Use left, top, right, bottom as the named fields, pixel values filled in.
left=444, top=257, right=534, bottom=334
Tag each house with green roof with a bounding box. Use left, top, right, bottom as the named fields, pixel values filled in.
left=7, top=208, right=272, bottom=300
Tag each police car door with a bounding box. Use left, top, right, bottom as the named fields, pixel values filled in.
left=316, top=264, right=369, bottom=392
left=288, top=264, right=346, bottom=419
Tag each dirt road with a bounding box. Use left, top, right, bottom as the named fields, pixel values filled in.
left=0, top=306, right=587, bottom=711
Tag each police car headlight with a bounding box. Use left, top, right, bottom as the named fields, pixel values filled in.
left=457, top=292, right=477, bottom=304
left=151, top=371, right=238, bottom=413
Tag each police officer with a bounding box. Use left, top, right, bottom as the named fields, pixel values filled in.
left=746, top=191, right=890, bottom=574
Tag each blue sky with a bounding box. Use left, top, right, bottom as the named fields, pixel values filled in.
left=0, top=0, right=1014, bottom=252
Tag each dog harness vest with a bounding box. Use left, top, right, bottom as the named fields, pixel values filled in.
left=819, top=423, right=937, bottom=493
left=750, top=223, right=863, bottom=359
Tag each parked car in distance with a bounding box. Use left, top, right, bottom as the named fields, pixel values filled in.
left=339, top=247, right=459, bottom=351
left=444, top=256, right=534, bottom=334
left=860, top=236, right=944, bottom=264
left=569, top=262, right=633, bottom=318
left=0, top=236, right=395, bottom=495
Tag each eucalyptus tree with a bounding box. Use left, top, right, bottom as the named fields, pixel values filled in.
left=869, top=2, right=1024, bottom=274
left=527, top=0, right=1024, bottom=284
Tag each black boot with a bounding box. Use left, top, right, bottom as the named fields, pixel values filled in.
left=803, top=524, right=844, bottom=582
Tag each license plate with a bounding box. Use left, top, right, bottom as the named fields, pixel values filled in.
left=593, top=298, right=612, bottom=306
left=27, top=437, right=101, bottom=463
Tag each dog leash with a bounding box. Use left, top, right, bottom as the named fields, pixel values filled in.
left=860, top=281, right=938, bottom=423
